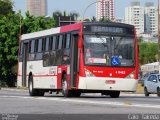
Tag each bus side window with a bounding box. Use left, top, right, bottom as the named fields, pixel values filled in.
left=63, top=34, right=67, bottom=49
left=43, top=37, right=50, bottom=66
left=38, top=38, right=42, bottom=52
left=42, top=38, right=46, bottom=52
left=56, top=35, right=59, bottom=49
left=31, top=40, right=35, bottom=53
left=58, top=35, right=63, bottom=49
left=28, top=40, right=35, bottom=60
left=62, top=33, right=70, bottom=65
left=50, top=51, right=56, bottom=65
left=49, top=36, right=53, bottom=51
left=66, top=34, right=71, bottom=49
left=43, top=52, right=49, bottom=67
left=29, top=41, right=32, bottom=53
left=34, top=39, right=39, bottom=53
left=52, top=36, right=56, bottom=50
left=45, top=37, right=49, bottom=51
left=36, top=38, right=43, bottom=60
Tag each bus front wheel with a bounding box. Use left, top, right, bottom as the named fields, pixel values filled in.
left=28, top=75, right=44, bottom=96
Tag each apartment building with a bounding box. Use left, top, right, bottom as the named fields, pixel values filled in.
left=96, top=0, right=115, bottom=21
left=26, top=0, right=47, bottom=17
left=125, top=1, right=158, bottom=36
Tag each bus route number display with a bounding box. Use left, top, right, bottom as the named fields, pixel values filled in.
left=91, top=26, right=124, bottom=33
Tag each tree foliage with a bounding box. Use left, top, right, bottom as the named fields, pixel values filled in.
left=52, top=10, right=62, bottom=18
left=0, top=13, right=20, bottom=86
left=22, top=12, right=55, bottom=34
left=69, top=11, right=79, bottom=20
left=139, top=41, right=158, bottom=65
left=53, top=10, right=79, bottom=20
left=0, top=5, right=55, bottom=86
left=99, top=17, right=111, bottom=22
left=0, top=0, right=13, bottom=16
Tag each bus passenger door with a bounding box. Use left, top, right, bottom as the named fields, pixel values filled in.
left=22, top=43, right=28, bottom=87
left=70, top=33, right=79, bottom=88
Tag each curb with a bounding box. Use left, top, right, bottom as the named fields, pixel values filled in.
left=0, top=87, right=28, bottom=92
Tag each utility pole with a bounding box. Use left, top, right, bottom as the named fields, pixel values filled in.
left=158, top=0, right=160, bottom=73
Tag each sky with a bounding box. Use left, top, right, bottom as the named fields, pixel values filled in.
left=13, top=0, right=157, bottom=19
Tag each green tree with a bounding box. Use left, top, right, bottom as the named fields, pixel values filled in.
left=0, top=13, right=20, bottom=86
left=83, top=18, right=90, bottom=22
left=63, top=11, right=67, bottom=17
left=0, top=10, right=55, bottom=86
left=52, top=10, right=62, bottom=18
left=99, top=17, right=111, bottom=22
left=0, top=0, right=13, bottom=16
left=22, top=11, right=55, bottom=34
left=91, top=16, right=96, bottom=22
left=69, top=11, right=79, bottom=20
left=139, top=42, right=158, bottom=65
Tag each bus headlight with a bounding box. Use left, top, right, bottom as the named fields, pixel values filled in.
left=85, top=69, right=95, bottom=77
left=126, top=72, right=134, bottom=79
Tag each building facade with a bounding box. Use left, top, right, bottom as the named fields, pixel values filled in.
left=96, top=0, right=115, bottom=21
left=26, top=0, right=47, bottom=17
left=144, top=2, right=158, bottom=35
left=125, top=1, right=158, bottom=36
left=125, top=2, right=144, bottom=35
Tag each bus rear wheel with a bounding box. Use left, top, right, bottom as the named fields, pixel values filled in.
left=110, top=91, right=120, bottom=98
left=28, top=75, right=44, bottom=96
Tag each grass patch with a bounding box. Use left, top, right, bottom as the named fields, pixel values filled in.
left=136, top=83, right=144, bottom=94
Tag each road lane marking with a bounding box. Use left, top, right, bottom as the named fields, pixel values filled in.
left=0, top=95, right=160, bottom=109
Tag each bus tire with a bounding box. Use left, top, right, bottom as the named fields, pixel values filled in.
left=157, top=87, right=160, bottom=97
left=144, top=87, right=149, bottom=97
left=28, top=75, right=44, bottom=96
left=110, top=91, right=120, bottom=98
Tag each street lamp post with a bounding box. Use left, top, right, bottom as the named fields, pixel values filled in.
left=82, top=0, right=102, bottom=21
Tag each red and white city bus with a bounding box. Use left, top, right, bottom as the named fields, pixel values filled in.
left=17, top=22, right=139, bottom=98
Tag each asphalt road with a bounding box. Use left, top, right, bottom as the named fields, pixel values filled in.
left=0, top=88, right=160, bottom=120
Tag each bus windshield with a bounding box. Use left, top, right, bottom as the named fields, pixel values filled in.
left=84, top=35, right=135, bottom=67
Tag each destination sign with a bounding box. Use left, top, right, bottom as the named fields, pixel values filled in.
left=91, top=26, right=124, bottom=33
left=83, top=24, right=134, bottom=35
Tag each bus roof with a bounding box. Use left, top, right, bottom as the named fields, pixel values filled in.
left=83, top=22, right=134, bottom=28
left=21, top=22, right=82, bottom=40
left=21, top=22, right=134, bottom=40
left=21, top=27, right=60, bottom=40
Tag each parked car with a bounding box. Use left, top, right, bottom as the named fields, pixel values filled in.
left=144, top=73, right=160, bottom=97
left=139, top=71, right=159, bottom=86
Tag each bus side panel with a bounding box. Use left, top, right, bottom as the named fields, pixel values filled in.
left=27, top=61, right=58, bottom=89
